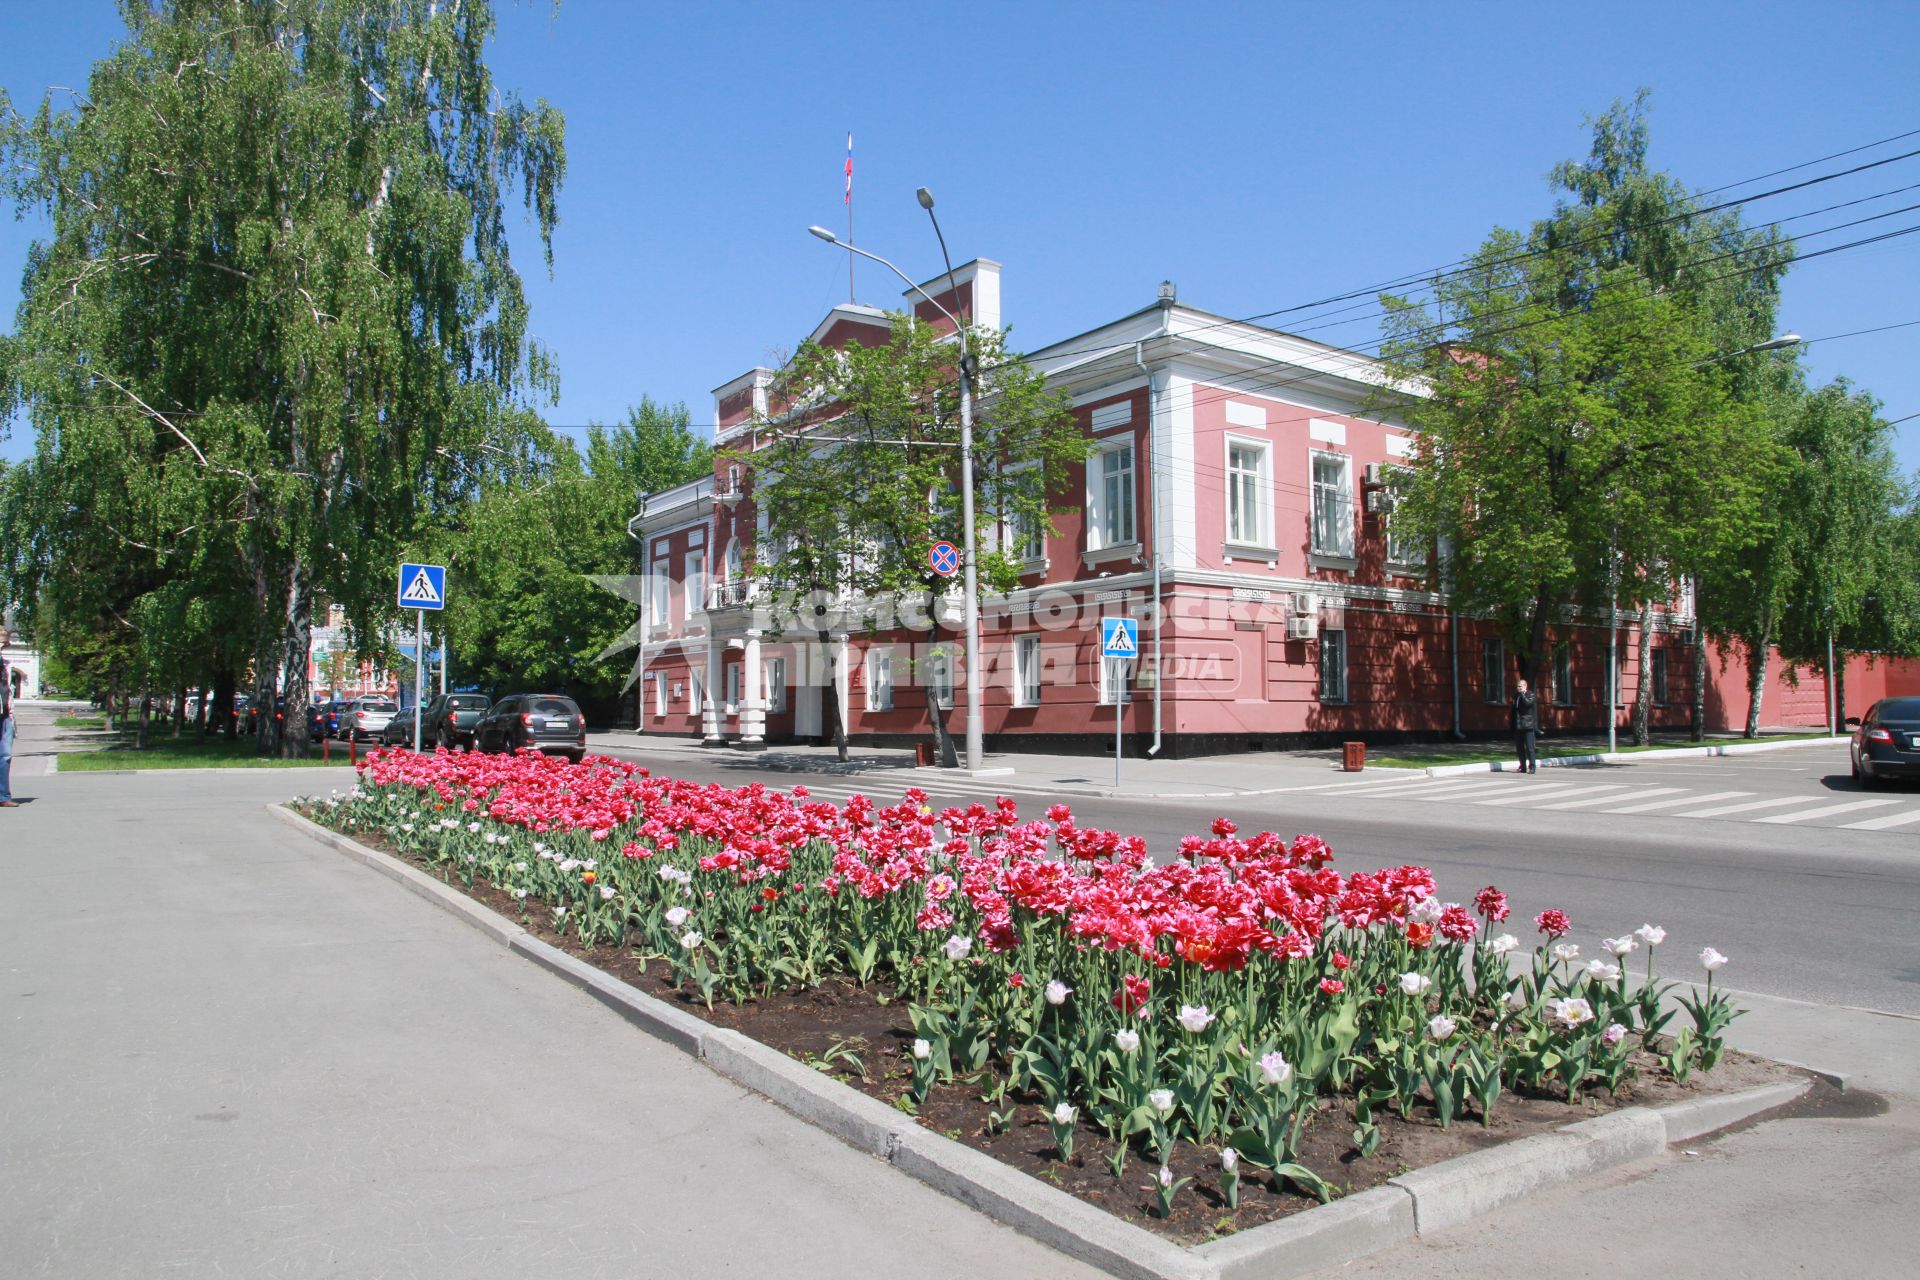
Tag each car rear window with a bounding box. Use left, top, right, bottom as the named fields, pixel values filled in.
left=362, top=700, right=398, bottom=712
left=1879, top=698, right=1920, bottom=719
left=449, top=695, right=489, bottom=709
left=530, top=698, right=579, bottom=716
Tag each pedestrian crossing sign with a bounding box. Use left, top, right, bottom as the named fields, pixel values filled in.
left=398, top=562, right=447, bottom=611
left=1101, top=617, right=1138, bottom=658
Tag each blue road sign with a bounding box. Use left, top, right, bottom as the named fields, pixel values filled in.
left=929, top=541, right=960, bottom=578
left=1101, top=617, right=1139, bottom=658
left=398, top=562, right=447, bottom=611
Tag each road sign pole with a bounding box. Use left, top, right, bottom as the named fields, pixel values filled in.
left=1113, top=657, right=1122, bottom=791
left=414, top=610, right=425, bottom=751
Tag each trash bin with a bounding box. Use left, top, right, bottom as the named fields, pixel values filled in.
left=1342, top=741, right=1366, bottom=772
left=915, top=742, right=935, bottom=767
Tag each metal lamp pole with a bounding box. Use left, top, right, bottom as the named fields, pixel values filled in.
left=808, top=219, right=987, bottom=775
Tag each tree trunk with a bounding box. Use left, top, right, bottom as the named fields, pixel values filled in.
left=212, top=667, right=235, bottom=740
left=136, top=683, right=151, bottom=750
left=815, top=626, right=847, bottom=762
left=173, top=684, right=187, bottom=738
left=925, top=589, right=959, bottom=768
left=279, top=559, right=313, bottom=759
left=1742, top=614, right=1771, bottom=739
left=1631, top=597, right=1654, bottom=746
left=1689, top=576, right=1706, bottom=742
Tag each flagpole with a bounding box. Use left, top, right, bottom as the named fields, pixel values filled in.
left=845, top=131, right=854, bottom=302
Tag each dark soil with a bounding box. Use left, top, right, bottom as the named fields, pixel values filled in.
left=331, top=816, right=1806, bottom=1246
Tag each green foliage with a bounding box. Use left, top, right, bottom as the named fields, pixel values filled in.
left=0, top=0, right=566, bottom=752
left=1377, top=95, right=1789, bottom=684
left=432, top=401, right=709, bottom=710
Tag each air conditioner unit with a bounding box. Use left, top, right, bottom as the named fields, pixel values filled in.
left=1286, top=615, right=1318, bottom=641
left=1291, top=591, right=1319, bottom=616
left=1363, top=462, right=1387, bottom=487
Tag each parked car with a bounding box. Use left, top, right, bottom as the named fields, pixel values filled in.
left=377, top=707, right=421, bottom=748
left=341, top=696, right=399, bottom=743
left=326, top=699, right=353, bottom=738
left=473, top=693, right=587, bottom=763
left=306, top=702, right=331, bottom=741
left=1849, top=698, right=1920, bottom=787
left=424, top=692, right=492, bottom=748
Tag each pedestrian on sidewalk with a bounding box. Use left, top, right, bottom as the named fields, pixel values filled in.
left=0, top=625, right=17, bottom=806
left=1510, top=675, right=1538, bottom=775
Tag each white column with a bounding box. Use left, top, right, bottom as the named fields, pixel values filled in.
left=834, top=633, right=851, bottom=738
left=739, top=631, right=765, bottom=748
left=702, top=638, right=725, bottom=745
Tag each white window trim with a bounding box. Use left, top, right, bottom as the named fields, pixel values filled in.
left=1552, top=643, right=1573, bottom=707
left=1223, top=433, right=1277, bottom=558
left=1086, top=439, right=1138, bottom=554
left=652, top=672, right=668, bottom=717
left=1309, top=449, right=1356, bottom=565
left=1319, top=628, right=1348, bottom=704
left=765, top=658, right=788, bottom=714
left=1013, top=635, right=1042, bottom=708
left=649, top=554, right=671, bottom=630
left=1001, top=462, right=1049, bottom=571
left=866, top=645, right=894, bottom=713
left=683, top=550, right=707, bottom=622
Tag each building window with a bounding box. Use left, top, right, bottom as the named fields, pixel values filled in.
left=652, top=672, right=667, bottom=717
left=1651, top=648, right=1669, bottom=706
left=1310, top=452, right=1354, bottom=558
left=765, top=658, right=788, bottom=713
left=689, top=669, right=704, bottom=714
left=649, top=553, right=670, bottom=627
left=1227, top=439, right=1268, bottom=545
left=1009, top=506, right=1046, bottom=562
left=724, top=663, right=742, bottom=713
left=926, top=647, right=953, bottom=710
left=1014, top=635, right=1042, bottom=708
left=866, top=646, right=894, bottom=712
left=1552, top=642, right=1573, bottom=707
left=1383, top=478, right=1422, bottom=567
left=1482, top=637, right=1505, bottom=704
left=1319, top=628, right=1348, bottom=703
left=684, top=550, right=707, bottom=619
left=1088, top=443, right=1135, bottom=549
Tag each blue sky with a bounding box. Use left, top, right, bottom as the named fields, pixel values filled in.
left=4, top=1, right=1918, bottom=472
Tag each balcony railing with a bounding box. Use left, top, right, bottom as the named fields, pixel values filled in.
left=707, top=579, right=757, bottom=610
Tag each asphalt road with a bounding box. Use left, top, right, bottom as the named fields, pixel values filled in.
left=596, top=741, right=1920, bottom=1019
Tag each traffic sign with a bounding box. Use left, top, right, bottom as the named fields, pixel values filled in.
left=398, top=562, right=447, bottom=611
left=929, top=541, right=960, bottom=578
left=1101, top=617, right=1138, bottom=658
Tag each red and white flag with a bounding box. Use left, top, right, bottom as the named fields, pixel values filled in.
left=844, top=131, right=853, bottom=205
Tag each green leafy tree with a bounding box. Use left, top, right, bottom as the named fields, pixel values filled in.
left=742, top=314, right=1082, bottom=763
left=435, top=401, right=708, bottom=717
left=0, top=0, right=565, bottom=755
left=1378, top=96, right=1789, bottom=743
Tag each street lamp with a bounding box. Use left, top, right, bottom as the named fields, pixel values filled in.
left=807, top=216, right=993, bottom=775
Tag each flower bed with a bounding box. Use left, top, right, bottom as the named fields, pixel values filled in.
left=299, top=748, right=1760, bottom=1241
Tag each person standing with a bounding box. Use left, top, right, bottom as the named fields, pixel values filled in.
left=1510, top=675, right=1538, bottom=775
left=0, top=626, right=17, bottom=806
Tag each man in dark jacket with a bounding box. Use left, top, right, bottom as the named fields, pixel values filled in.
left=1510, top=676, right=1538, bottom=774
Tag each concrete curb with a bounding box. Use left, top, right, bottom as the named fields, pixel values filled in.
left=274, top=801, right=1822, bottom=1280
left=1421, top=736, right=1847, bottom=777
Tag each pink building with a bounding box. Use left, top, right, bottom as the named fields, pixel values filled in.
left=630, top=263, right=1892, bottom=756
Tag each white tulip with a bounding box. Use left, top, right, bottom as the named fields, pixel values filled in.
left=1700, top=947, right=1729, bottom=972
left=1399, top=972, right=1432, bottom=996
left=1044, top=980, right=1072, bottom=1007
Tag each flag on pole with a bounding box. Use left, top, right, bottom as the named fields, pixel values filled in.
left=844, top=131, right=853, bottom=205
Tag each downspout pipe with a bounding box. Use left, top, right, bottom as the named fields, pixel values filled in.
left=1136, top=334, right=1167, bottom=757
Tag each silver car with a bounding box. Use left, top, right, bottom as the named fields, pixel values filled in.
left=344, top=696, right=399, bottom=742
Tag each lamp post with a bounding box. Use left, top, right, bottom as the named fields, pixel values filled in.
left=807, top=218, right=989, bottom=775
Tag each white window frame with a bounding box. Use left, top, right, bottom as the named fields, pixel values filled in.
left=1382, top=475, right=1422, bottom=568
left=866, top=645, right=894, bottom=713
left=1013, top=635, right=1042, bottom=708
left=1552, top=641, right=1573, bottom=707
left=765, top=657, right=788, bottom=714
left=1319, top=628, right=1348, bottom=704
left=649, top=552, right=671, bottom=628
left=688, top=668, right=704, bottom=714
left=1225, top=435, right=1271, bottom=548
left=1482, top=637, right=1505, bottom=704
left=652, top=672, right=668, bottom=717
left=1309, top=450, right=1355, bottom=559
left=1651, top=647, right=1669, bottom=706
left=1087, top=441, right=1136, bottom=551
left=724, top=662, right=742, bottom=714
left=926, top=647, right=954, bottom=710
left=684, top=549, right=707, bottom=620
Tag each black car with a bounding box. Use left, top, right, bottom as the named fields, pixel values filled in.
left=424, top=692, right=492, bottom=748
left=377, top=707, right=423, bottom=748
left=1849, top=697, right=1920, bottom=786
left=474, top=693, right=587, bottom=764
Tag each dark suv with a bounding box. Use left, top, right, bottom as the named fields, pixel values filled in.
left=1850, top=698, right=1920, bottom=787
left=474, top=693, right=587, bottom=764
left=426, top=693, right=492, bottom=748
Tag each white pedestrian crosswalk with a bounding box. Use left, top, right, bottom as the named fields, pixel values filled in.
left=1314, top=773, right=1920, bottom=833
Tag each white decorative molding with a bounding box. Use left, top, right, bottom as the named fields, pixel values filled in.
left=1224, top=400, right=1268, bottom=428
left=1385, top=433, right=1415, bottom=458
left=1309, top=418, right=1347, bottom=445
left=1091, top=401, right=1134, bottom=431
